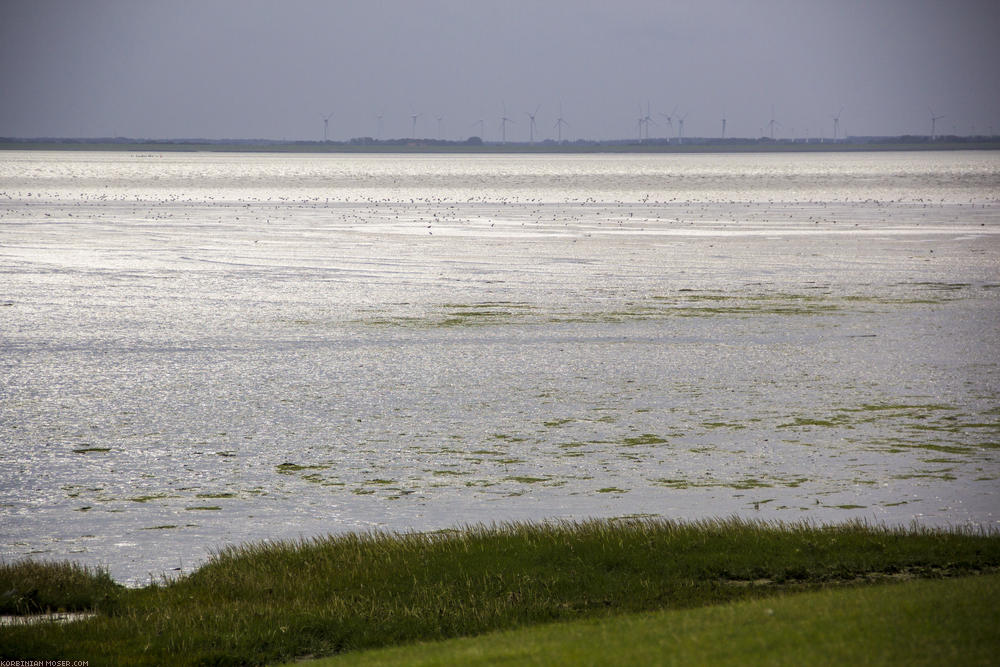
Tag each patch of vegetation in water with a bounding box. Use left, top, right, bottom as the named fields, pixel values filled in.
left=129, top=494, right=171, bottom=503
left=701, top=421, right=747, bottom=430
left=364, top=302, right=539, bottom=328
left=778, top=416, right=851, bottom=428
left=844, top=403, right=956, bottom=413
left=184, top=506, right=222, bottom=511
left=299, top=473, right=344, bottom=487
left=276, top=462, right=331, bottom=473
left=72, top=447, right=111, bottom=454
left=492, top=434, right=528, bottom=442
left=653, top=475, right=808, bottom=490
left=357, top=287, right=956, bottom=331
left=728, top=478, right=774, bottom=490
left=622, top=434, right=668, bottom=446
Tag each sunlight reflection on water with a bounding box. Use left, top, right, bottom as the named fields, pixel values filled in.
left=1, top=150, right=999, bottom=584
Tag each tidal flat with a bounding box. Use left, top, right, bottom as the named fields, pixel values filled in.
left=1, top=150, right=998, bottom=584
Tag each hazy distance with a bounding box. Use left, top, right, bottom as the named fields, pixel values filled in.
left=1, top=0, right=999, bottom=142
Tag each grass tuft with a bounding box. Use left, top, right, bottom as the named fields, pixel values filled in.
left=0, top=560, right=122, bottom=615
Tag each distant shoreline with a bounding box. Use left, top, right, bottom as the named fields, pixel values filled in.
left=3, top=137, right=1000, bottom=154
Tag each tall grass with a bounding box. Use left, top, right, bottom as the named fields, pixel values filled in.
left=0, top=560, right=121, bottom=615
left=2, top=518, right=998, bottom=665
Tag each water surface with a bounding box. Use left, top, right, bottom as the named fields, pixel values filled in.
left=2, top=150, right=999, bottom=584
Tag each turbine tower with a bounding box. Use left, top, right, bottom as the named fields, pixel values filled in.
left=322, top=112, right=334, bottom=142
left=553, top=103, right=569, bottom=142
left=929, top=108, right=945, bottom=140
left=677, top=112, right=688, bottom=144
left=410, top=111, right=422, bottom=139
left=499, top=103, right=514, bottom=143
left=660, top=109, right=675, bottom=143
left=525, top=105, right=540, bottom=144
left=721, top=111, right=727, bottom=139
left=471, top=118, right=485, bottom=140
left=768, top=106, right=780, bottom=139
left=375, top=112, right=384, bottom=140
left=640, top=102, right=655, bottom=141
left=832, top=106, right=844, bottom=141
left=436, top=115, right=444, bottom=140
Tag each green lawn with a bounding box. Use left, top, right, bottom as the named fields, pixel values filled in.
left=304, top=574, right=1000, bottom=666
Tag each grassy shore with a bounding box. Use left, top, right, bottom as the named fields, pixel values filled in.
left=1, top=518, right=998, bottom=665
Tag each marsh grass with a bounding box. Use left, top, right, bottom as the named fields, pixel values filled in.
left=2, top=518, right=999, bottom=665
left=0, top=561, right=121, bottom=615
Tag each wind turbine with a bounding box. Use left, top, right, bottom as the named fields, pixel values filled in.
left=660, top=109, right=675, bottom=142
left=554, top=103, right=569, bottom=142
left=640, top=102, right=655, bottom=141
left=436, top=115, right=445, bottom=140
left=375, top=111, right=384, bottom=140
left=471, top=118, right=485, bottom=140
left=676, top=112, right=688, bottom=144
left=768, top=106, right=780, bottom=139
left=525, top=105, right=540, bottom=143
left=499, top=103, right=515, bottom=143
left=929, top=108, right=945, bottom=140
left=832, top=106, right=844, bottom=141
left=410, top=111, right=422, bottom=139
left=322, top=112, right=334, bottom=142
left=721, top=110, right=727, bottom=139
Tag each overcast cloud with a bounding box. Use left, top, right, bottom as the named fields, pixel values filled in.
left=1, top=0, right=998, bottom=141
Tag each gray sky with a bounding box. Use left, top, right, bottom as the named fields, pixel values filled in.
left=2, top=0, right=999, bottom=141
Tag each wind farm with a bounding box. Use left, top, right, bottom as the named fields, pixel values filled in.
left=4, top=101, right=999, bottom=153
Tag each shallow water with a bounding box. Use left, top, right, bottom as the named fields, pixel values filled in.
left=2, top=150, right=999, bottom=584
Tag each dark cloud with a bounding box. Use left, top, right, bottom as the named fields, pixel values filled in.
left=2, top=0, right=998, bottom=140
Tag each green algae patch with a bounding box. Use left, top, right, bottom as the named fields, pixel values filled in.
left=622, top=434, right=668, bottom=446
left=778, top=416, right=851, bottom=428
left=276, top=462, right=331, bottom=473
left=129, top=494, right=171, bottom=503
left=505, top=476, right=549, bottom=484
